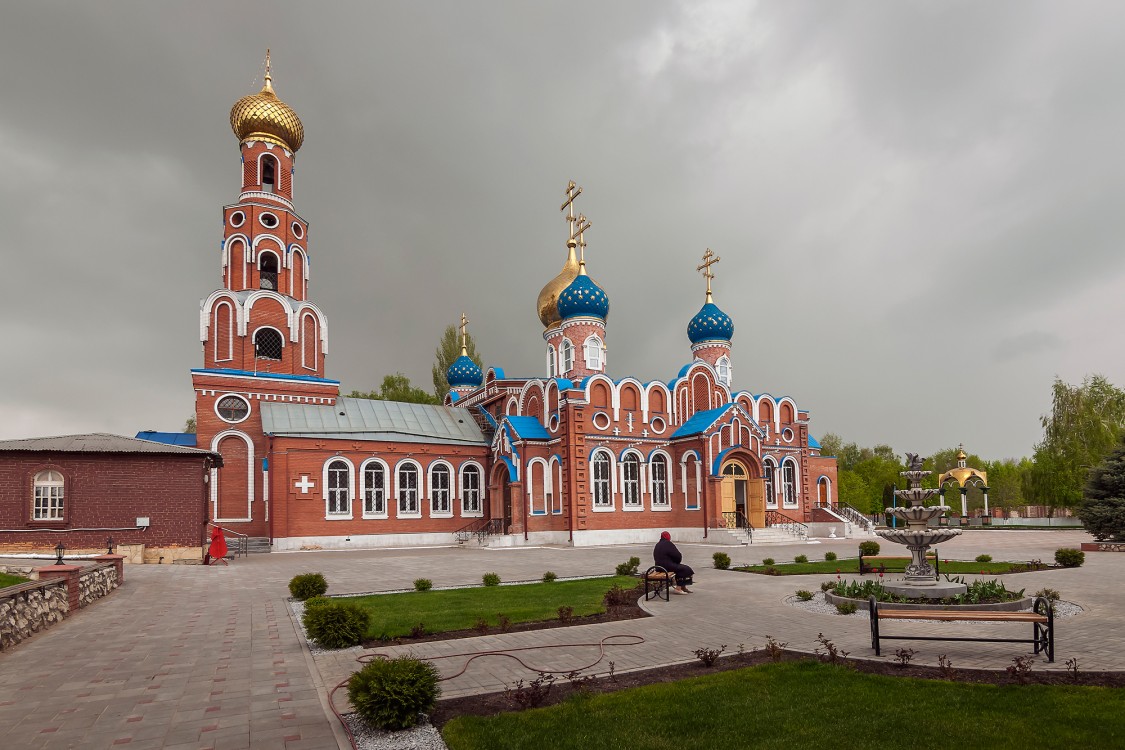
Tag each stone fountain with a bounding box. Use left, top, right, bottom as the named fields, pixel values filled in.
left=877, top=453, right=967, bottom=600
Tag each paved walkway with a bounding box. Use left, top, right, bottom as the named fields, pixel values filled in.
left=0, top=530, right=1115, bottom=749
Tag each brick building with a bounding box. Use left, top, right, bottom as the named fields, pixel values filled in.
left=180, top=60, right=839, bottom=550
left=0, top=434, right=222, bottom=561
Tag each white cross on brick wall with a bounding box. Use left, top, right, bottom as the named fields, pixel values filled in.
left=294, top=475, right=315, bottom=494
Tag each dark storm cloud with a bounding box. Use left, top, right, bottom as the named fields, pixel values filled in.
left=2, top=1, right=1122, bottom=460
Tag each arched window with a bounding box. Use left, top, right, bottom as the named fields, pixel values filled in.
left=254, top=328, right=283, bottom=360
left=547, top=345, right=557, bottom=378
left=782, top=461, right=797, bottom=506
left=560, top=339, right=574, bottom=374
left=650, top=454, right=669, bottom=507
left=430, top=464, right=451, bottom=515
left=327, top=460, right=350, bottom=515
left=262, top=155, right=277, bottom=193
left=763, top=459, right=777, bottom=508
left=363, top=461, right=386, bottom=516
left=591, top=450, right=611, bottom=508
left=818, top=476, right=831, bottom=507
left=461, top=465, right=481, bottom=514
left=584, top=335, right=603, bottom=370
left=33, top=470, right=65, bottom=520
left=717, top=356, right=731, bottom=386
left=398, top=463, right=419, bottom=515
left=259, top=252, right=279, bottom=291
left=622, top=453, right=641, bottom=507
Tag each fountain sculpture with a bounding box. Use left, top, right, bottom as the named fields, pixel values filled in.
left=877, top=453, right=968, bottom=599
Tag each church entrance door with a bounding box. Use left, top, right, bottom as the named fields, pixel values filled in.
left=502, top=480, right=512, bottom=534
left=721, top=461, right=748, bottom=528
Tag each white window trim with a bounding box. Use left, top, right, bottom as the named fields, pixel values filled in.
left=32, top=470, right=65, bottom=521
left=561, top=339, right=574, bottom=374
left=395, top=459, right=423, bottom=518
left=214, top=393, right=251, bottom=425
left=590, top=449, right=616, bottom=512
left=214, top=300, right=234, bottom=362
left=620, top=451, right=644, bottom=511
left=680, top=453, right=701, bottom=510
left=428, top=461, right=454, bottom=518
left=764, top=458, right=779, bottom=508
left=360, top=458, right=389, bottom=519
left=551, top=457, right=564, bottom=514
left=584, top=335, right=604, bottom=370
left=547, top=344, right=557, bottom=378
left=323, top=457, right=355, bottom=520
left=648, top=451, right=672, bottom=510
left=526, top=458, right=550, bottom=516
left=210, top=430, right=254, bottom=523
left=459, top=462, right=485, bottom=517
left=782, top=458, right=799, bottom=507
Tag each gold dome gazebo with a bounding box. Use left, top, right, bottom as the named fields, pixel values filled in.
left=937, top=444, right=990, bottom=517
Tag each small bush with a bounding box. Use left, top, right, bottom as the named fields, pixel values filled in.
left=303, top=595, right=332, bottom=611
left=824, top=552, right=837, bottom=562
left=603, top=584, right=636, bottom=607
left=1055, top=548, right=1085, bottom=568
left=692, top=644, right=726, bottom=667
left=713, top=552, right=731, bottom=570
left=482, top=572, right=501, bottom=586
left=794, top=554, right=809, bottom=564
left=859, top=541, right=880, bottom=556
left=409, top=622, right=427, bottom=639
left=763, top=566, right=780, bottom=576
left=473, top=617, right=489, bottom=633
left=303, top=601, right=370, bottom=649
left=289, top=572, right=327, bottom=601
left=542, top=571, right=558, bottom=583
left=557, top=605, right=573, bottom=623
left=820, top=581, right=835, bottom=592
left=795, top=589, right=814, bottom=601
left=497, top=614, right=512, bottom=632
left=348, top=655, right=441, bottom=730
left=761, top=557, right=775, bottom=566
left=615, top=557, right=641, bottom=576
left=835, top=601, right=858, bottom=615
left=413, top=578, right=433, bottom=592
left=975, top=554, right=992, bottom=563
left=1034, top=587, right=1061, bottom=603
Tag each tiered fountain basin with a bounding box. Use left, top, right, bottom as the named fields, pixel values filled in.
left=879, top=470, right=969, bottom=599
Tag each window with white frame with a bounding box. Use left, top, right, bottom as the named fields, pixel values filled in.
left=592, top=450, right=612, bottom=508
left=398, top=464, right=419, bottom=514
left=363, top=462, right=386, bottom=516
left=561, top=339, right=574, bottom=373
left=33, top=470, right=64, bottom=520
left=650, top=454, right=669, bottom=507
left=430, top=464, right=451, bottom=514
left=553, top=460, right=564, bottom=513
left=717, top=356, right=731, bottom=386
left=461, top=465, right=481, bottom=514
left=782, top=461, right=797, bottom=506
left=764, top=460, right=778, bottom=507
left=547, top=345, right=557, bottom=378
left=327, top=460, right=350, bottom=515
left=622, top=453, right=641, bottom=507
left=584, top=335, right=603, bottom=370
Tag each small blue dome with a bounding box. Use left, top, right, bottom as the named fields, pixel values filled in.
left=687, top=301, right=734, bottom=344
left=557, top=273, right=609, bottom=321
left=446, top=354, right=483, bottom=388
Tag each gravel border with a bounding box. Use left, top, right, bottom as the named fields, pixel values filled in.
left=343, top=713, right=448, bottom=750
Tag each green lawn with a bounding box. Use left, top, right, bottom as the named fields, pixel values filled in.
left=0, top=572, right=28, bottom=588
left=735, top=557, right=1023, bottom=576
left=342, top=576, right=637, bottom=639
left=442, top=661, right=1125, bottom=750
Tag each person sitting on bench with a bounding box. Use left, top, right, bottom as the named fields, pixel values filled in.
left=654, top=531, right=694, bottom=594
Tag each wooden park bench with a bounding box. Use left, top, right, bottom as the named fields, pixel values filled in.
left=869, top=595, right=1054, bottom=662
left=860, top=548, right=940, bottom=579
left=643, top=566, right=676, bottom=602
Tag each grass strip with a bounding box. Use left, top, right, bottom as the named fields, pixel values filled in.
left=0, top=572, right=29, bottom=588
left=341, top=576, right=637, bottom=639
left=442, top=661, right=1125, bottom=750
left=735, top=558, right=1022, bottom=576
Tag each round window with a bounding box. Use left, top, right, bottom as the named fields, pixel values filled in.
left=650, top=417, right=666, bottom=434
left=259, top=212, right=279, bottom=229
left=591, top=412, right=611, bottom=431
left=291, top=221, right=304, bottom=239
left=782, top=428, right=795, bottom=443
left=549, top=415, right=560, bottom=432
left=216, top=394, right=250, bottom=423
left=229, top=211, right=245, bottom=228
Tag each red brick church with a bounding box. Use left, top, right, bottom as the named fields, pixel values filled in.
left=182, top=60, right=838, bottom=550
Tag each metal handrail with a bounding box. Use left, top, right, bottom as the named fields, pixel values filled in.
left=720, top=510, right=753, bottom=544
left=835, top=502, right=876, bottom=531
left=206, top=522, right=248, bottom=558
left=453, top=517, right=505, bottom=545
left=764, top=510, right=808, bottom=539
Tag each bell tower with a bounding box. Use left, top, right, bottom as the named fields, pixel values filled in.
left=192, top=54, right=338, bottom=536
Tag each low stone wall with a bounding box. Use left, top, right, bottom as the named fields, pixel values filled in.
left=78, top=563, right=119, bottom=607
left=0, top=580, right=68, bottom=651
left=1081, top=542, right=1125, bottom=552
left=824, top=591, right=1032, bottom=612
left=0, top=564, right=36, bottom=579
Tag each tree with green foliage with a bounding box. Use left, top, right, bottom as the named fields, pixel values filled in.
left=184, top=414, right=196, bottom=434
left=432, top=322, right=483, bottom=399
left=348, top=373, right=441, bottom=405
left=1079, top=433, right=1125, bottom=541
left=1025, top=375, right=1125, bottom=514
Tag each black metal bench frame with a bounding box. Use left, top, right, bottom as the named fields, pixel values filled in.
left=869, top=595, right=1055, bottom=662
left=643, top=566, right=675, bottom=602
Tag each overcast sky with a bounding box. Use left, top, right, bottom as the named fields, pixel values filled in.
left=2, top=1, right=1123, bottom=461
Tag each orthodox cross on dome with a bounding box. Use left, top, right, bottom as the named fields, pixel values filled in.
left=560, top=181, right=582, bottom=240
left=697, top=248, right=721, bottom=303
left=459, top=312, right=470, bottom=356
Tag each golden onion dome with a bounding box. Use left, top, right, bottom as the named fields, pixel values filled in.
left=230, top=68, right=304, bottom=153
left=537, top=241, right=581, bottom=329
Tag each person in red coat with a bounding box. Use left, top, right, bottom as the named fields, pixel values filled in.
left=206, top=526, right=228, bottom=565
left=653, top=531, right=694, bottom=594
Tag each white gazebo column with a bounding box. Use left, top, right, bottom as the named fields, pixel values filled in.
left=960, top=487, right=968, bottom=517
left=982, top=485, right=990, bottom=516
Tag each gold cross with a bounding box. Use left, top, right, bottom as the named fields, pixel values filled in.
left=459, top=313, right=469, bottom=355
left=697, top=248, right=721, bottom=301
left=560, top=181, right=582, bottom=241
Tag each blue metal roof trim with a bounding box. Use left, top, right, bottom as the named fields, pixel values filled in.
left=505, top=416, right=551, bottom=440
left=478, top=407, right=498, bottom=429
left=448, top=391, right=461, bottom=403
left=711, top=445, right=751, bottom=476
left=134, top=431, right=198, bottom=447
left=499, top=456, right=518, bottom=481
left=670, top=406, right=729, bottom=438
left=488, top=367, right=506, bottom=380
left=808, top=434, right=821, bottom=449
left=555, top=378, right=575, bottom=391
left=191, top=368, right=340, bottom=385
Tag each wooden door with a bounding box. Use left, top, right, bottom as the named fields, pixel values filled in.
left=720, top=476, right=736, bottom=516
left=748, top=478, right=766, bottom=528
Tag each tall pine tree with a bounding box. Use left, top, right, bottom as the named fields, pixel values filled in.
left=431, top=322, right=483, bottom=398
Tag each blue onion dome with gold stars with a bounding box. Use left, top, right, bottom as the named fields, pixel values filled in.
left=557, top=266, right=609, bottom=321
left=687, top=300, right=734, bottom=344
left=446, top=354, right=483, bottom=388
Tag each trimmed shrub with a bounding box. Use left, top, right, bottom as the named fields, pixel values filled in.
left=975, top=554, right=992, bottom=563
left=348, top=655, right=441, bottom=730
left=761, top=557, right=775, bottom=566
left=824, top=552, right=837, bottom=562
left=836, top=601, right=858, bottom=615
left=604, top=584, right=636, bottom=607
left=482, top=572, right=501, bottom=586
left=820, top=581, right=835, bottom=592
left=794, top=554, right=809, bottom=564
left=795, top=589, right=814, bottom=601
left=1055, top=548, right=1085, bottom=568
left=542, top=571, right=558, bottom=583
left=303, top=601, right=370, bottom=649
left=713, top=552, right=731, bottom=570
left=413, top=578, right=433, bottom=592
left=858, top=541, right=880, bottom=556
left=289, top=573, right=328, bottom=601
